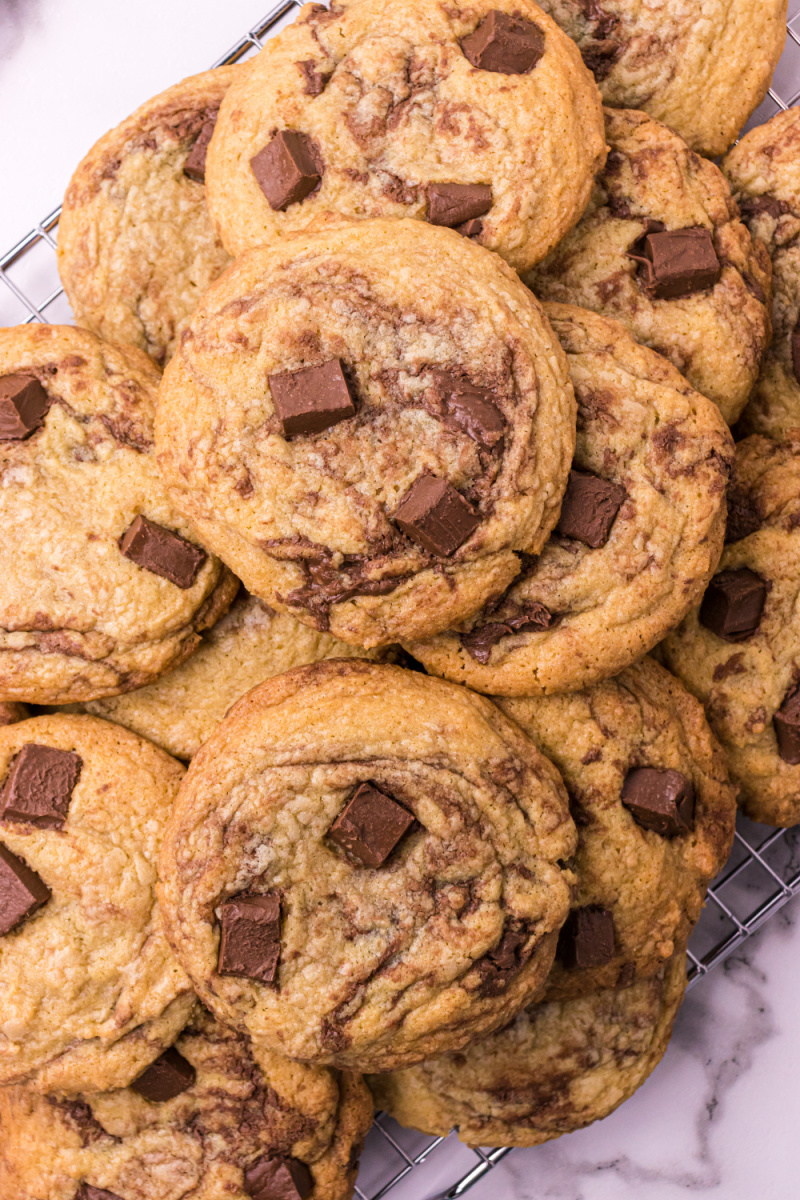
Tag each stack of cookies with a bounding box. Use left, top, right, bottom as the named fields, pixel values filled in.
left=0, top=1, right=794, bottom=1194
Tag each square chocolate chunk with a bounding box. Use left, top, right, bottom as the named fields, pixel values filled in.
left=555, top=470, right=626, bottom=548
left=131, top=1047, right=196, bottom=1102
left=0, top=374, right=50, bottom=441
left=557, top=906, right=615, bottom=970
left=120, top=515, right=206, bottom=589
left=76, top=1186, right=125, bottom=1200
left=250, top=130, right=322, bottom=211
left=631, top=227, right=721, bottom=301
left=328, top=782, right=414, bottom=868
left=393, top=474, right=480, bottom=556
left=774, top=686, right=800, bottom=764
left=269, top=359, right=356, bottom=438
left=244, top=1155, right=313, bottom=1200
left=699, top=567, right=767, bottom=642
left=0, top=843, right=51, bottom=935
left=429, top=370, right=504, bottom=448
left=183, top=114, right=218, bottom=183
left=1, top=744, right=81, bottom=831
left=426, top=182, right=492, bottom=228
left=621, top=767, right=695, bottom=837
left=461, top=11, right=545, bottom=74
left=219, top=890, right=282, bottom=984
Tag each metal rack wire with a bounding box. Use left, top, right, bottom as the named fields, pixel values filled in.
left=3, top=4, right=800, bottom=1197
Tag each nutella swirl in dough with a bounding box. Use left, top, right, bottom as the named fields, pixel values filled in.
left=0, top=325, right=237, bottom=706
left=155, top=220, right=576, bottom=649
left=0, top=1005, right=372, bottom=1200
left=0, top=715, right=193, bottom=1094
left=58, top=66, right=240, bottom=365
left=157, top=661, right=575, bottom=1073
left=405, top=304, right=733, bottom=696
left=205, top=0, right=606, bottom=271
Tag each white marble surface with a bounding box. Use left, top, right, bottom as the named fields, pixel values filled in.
left=2, top=3, right=800, bottom=1198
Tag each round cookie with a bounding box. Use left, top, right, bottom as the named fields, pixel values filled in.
left=155, top=220, right=576, bottom=649
left=660, top=433, right=800, bottom=828
left=369, top=947, right=687, bottom=1147
left=205, top=0, right=606, bottom=271
left=58, top=67, right=239, bottom=365
left=0, top=1004, right=372, bottom=1200
left=496, top=656, right=736, bottom=1002
left=78, top=593, right=389, bottom=760
left=404, top=304, right=733, bottom=696
left=157, top=660, right=575, bottom=1073
left=525, top=107, right=773, bottom=424
left=0, top=714, right=193, bottom=1094
left=723, top=107, right=800, bottom=440
left=0, top=325, right=237, bottom=705
left=536, top=0, right=786, bottom=158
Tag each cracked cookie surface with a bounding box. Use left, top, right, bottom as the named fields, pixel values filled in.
left=405, top=304, right=732, bottom=696
left=157, top=660, right=575, bottom=1073
left=205, top=0, right=606, bottom=271
left=0, top=1004, right=372, bottom=1200
left=155, top=220, right=576, bottom=649
left=526, top=108, right=772, bottom=424
left=58, top=67, right=239, bottom=366
left=0, top=714, right=193, bottom=1094
left=0, top=325, right=237, bottom=705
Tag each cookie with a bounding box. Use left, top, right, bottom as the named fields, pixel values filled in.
left=404, top=304, right=732, bottom=696
left=526, top=107, right=772, bottom=424
left=155, top=220, right=576, bottom=649
left=496, top=656, right=736, bottom=1002
left=369, top=947, right=687, bottom=1147
left=157, top=660, right=575, bottom=1073
left=205, top=0, right=606, bottom=272
left=723, top=107, right=800, bottom=440
left=0, top=1004, right=372, bottom=1200
left=78, top=594, right=388, bottom=760
left=0, top=325, right=237, bottom=705
left=0, top=714, right=193, bottom=1094
left=660, top=433, right=800, bottom=827
left=537, top=0, right=787, bottom=158
left=0, top=704, right=29, bottom=727
left=57, top=67, right=239, bottom=365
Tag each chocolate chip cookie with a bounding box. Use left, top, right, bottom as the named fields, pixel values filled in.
left=0, top=714, right=193, bottom=1094
left=0, top=325, right=237, bottom=705
left=369, top=946, right=687, bottom=1147
left=537, top=0, right=787, bottom=158
left=157, top=660, right=575, bottom=1073
left=58, top=67, right=240, bottom=365
left=526, top=107, right=772, bottom=424
left=404, top=304, right=732, bottom=696
left=0, top=1004, right=372, bottom=1200
left=78, top=593, right=389, bottom=760
left=205, top=0, right=606, bottom=271
left=660, top=433, right=800, bottom=827
left=497, top=656, right=736, bottom=1002
left=723, top=107, right=800, bottom=440
left=155, top=220, right=576, bottom=649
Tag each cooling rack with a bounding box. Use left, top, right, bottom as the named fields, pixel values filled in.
left=3, top=3, right=800, bottom=1197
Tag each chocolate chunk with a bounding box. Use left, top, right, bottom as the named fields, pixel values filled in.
left=557, top=906, right=615, bottom=970
left=791, top=316, right=800, bottom=388
left=119, top=515, right=206, bottom=589
left=725, top=492, right=762, bottom=543
left=555, top=469, right=626, bottom=548
left=0, top=374, right=50, bottom=441
left=1, top=744, right=82, bottom=831
left=244, top=1155, right=313, bottom=1200
left=250, top=131, right=322, bottom=210
left=427, top=182, right=492, bottom=228
left=457, top=217, right=484, bottom=238
left=298, top=59, right=331, bottom=96
left=699, top=567, right=767, bottom=642
left=475, top=926, right=530, bottom=995
left=393, top=474, right=479, bottom=556
left=775, top=686, right=800, bottom=764
left=461, top=10, right=545, bottom=74
left=629, top=226, right=721, bottom=301
left=739, top=195, right=785, bottom=222
left=621, top=767, right=695, bottom=837
left=0, top=843, right=51, bottom=935
left=269, top=359, right=356, bottom=438
left=75, top=1186, right=125, bottom=1200
left=429, top=369, right=504, bottom=448
left=328, top=782, right=414, bottom=868
left=218, top=890, right=282, bottom=984
left=461, top=603, right=553, bottom=664
left=130, top=1047, right=196, bottom=1103
left=183, top=115, right=218, bottom=183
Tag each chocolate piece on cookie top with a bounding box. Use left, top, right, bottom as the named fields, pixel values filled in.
left=0, top=374, right=50, bottom=441
left=120, top=515, right=207, bottom=589
left=557, top=906, right=616, bottom=970
left=429, top=370, right=504, bottom=449
left=328, top=782, right=414, bottom=868
left=461, top=602, right=554, bottom=664
left=218, top=891, right=282, bottom=984
left=629, top=226, right=721, bottom=301
left=1, top=744, right=82, bottom=831
left=461, top=10, right=545, bottom=75
left=426, top=183, right=493, bottom=229
left=774, top=686, right=800, bottom=765
left=244, top=1154, right=313, bottom=1200
left=183, top=113, right=218, bottom=183
left=699, top=567, right=767, bottom=642
left=555, top=469, right=626, bottom=548
left=269, top=359, right=356, bottom=438
left=393, top=475, right=480, bottom=556
left=0, top=843, right=51, bottom=935
left=131, top=1047, right=197, bottom=1102
left=621, top=767, right=695, bottom=837
left=75, top=1186, right=125, bottom=1200
left=250, top=130, right=322, bottom=211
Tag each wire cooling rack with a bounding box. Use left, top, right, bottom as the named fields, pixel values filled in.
left=3, top=3, right=800, bottom=1197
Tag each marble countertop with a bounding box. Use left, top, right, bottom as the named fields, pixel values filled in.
left=2, top=3, right=799, bottom=1197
